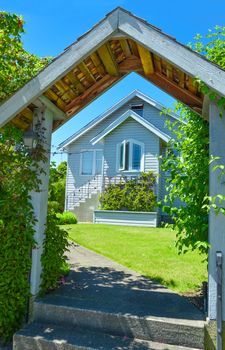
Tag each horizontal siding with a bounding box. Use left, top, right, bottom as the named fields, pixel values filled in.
left=94, top=210, right=157, bottom=227
left=65, top=95, right=178, bottom=211
left=66, top=97, right=147, bottom=201
left=104, top=118, right=159, bottom=177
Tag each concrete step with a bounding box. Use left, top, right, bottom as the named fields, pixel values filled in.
left=33, top=301, right=204, bottom=349
left=13, top=322, right=203, bottom=350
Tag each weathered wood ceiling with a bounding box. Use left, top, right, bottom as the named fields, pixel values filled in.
left=11, top=38, right=203, bottom=131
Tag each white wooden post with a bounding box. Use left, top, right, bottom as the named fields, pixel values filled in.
left=208, top=101, right=225, bottom=321
left=30, top=107, right=53, bottom=295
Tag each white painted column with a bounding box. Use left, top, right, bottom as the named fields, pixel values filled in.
left=30, top=107, right=53, bottom=295
left=208, top=101, right=225, bottom=320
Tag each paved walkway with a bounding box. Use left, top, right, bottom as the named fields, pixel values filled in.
left=43, top=242, right=205, bottom=322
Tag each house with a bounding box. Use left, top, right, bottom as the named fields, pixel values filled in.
left=59, top=90, right=180, bottom=223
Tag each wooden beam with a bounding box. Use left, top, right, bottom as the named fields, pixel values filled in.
left=178, top=70, right=185, bottom=88
left=128, top=39, right=139, bottom=56
left=44, top=89, right=66, bottom=110
left=118, top=55, right=143, bottom=74
left=90, top=52, right=105, bottom=76
left=38, top=95, right=66, bottom=120
left=65, top=74, right=120, bottom=116
left=54, top=80, right=77, bottom=100
left=78, top=62, right=96, bottom=83
left=97, top=43, right=119, bottom=76
left=11, top=116, right=30, bottom=130
left=0, top=10, right=118, bottom=128
left=166, top=63, right=173, bottom=80
left=153, top=55, right=162, bottom=73
left=188, top=76, right=198, bottom=95
left=22, top=107, right=33, bottom=121
left=118, top=9, right=225, bottom=97
left=119, top=39, right=132, bottom=57
left=137, top=44, right=154, bottom=77
left=142, top=71, right=203, bottom=109
left=66, top=71, right=85, bottom=93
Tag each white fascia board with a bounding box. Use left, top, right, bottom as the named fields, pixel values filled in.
left=58, top=89, right=178, bottom=150
left=91, top=110, right=171, bottom=145
left=0, top=9, right=119, bottom=128
left=118, top=9, right=225, bottom=98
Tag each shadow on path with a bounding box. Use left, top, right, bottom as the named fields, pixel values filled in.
left=42, top=245, right=205, bottom=322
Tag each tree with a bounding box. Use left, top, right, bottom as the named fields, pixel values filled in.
left=161, top=26, right=225, bottom=256
left=48, top=161, right=67, bottom=212
left=0, top=11, right=50, bottom=102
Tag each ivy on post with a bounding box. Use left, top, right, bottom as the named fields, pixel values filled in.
left=29, top=107, right=54, bottom=296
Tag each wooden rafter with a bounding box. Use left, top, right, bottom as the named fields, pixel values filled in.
left=65, top=74, right=121, bottom=117
left=118, top=55, right=143, bottom=74
left=44, top=89, right=66, bottom=110
left=144, top=71, right=203, bottom=109
left=119, top=39, right=132, bottom=57
left=137, top=44, right=154, bottom=77
left=66, top=71, right=85, bottom=93
left=78, top=62, right=96, bottom=84
left=90, top=53, right=105, bottom=76
left=97, top=43, right=119, bottom=76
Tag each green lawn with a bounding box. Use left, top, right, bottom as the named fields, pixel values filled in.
left=64, top=224, right=207, bottom=294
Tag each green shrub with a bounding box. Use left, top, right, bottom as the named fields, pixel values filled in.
left=40, top=213, right=70, bottom=294
left=99, top=171, right=157, bottom=212
left=56, top=211, right=78, bottom=225
left=48, top=200, right=60, bottom=213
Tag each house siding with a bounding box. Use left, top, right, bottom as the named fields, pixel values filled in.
left=103, top=117, right=159, bottom=177
left=64, top=95, right=177, bottom=222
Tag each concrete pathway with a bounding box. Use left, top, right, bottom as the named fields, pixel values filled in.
left=43, top=242, right=205, bottom=322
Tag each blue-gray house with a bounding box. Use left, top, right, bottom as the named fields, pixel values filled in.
left=59, top=90, right=180, bottom=223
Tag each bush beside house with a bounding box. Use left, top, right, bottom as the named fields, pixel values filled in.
left=99, top=171, right=157, bottom=212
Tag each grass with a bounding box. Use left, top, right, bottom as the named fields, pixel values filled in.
left=64, top=224, right=207, bottom=294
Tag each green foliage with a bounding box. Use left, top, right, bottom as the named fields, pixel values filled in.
left=0, top=11, right=50, bottom=102
left=99, top=172, right=157, bottom=212
left=48, top=161, right=67, bottom=212
left=56, top=211, right=78, bottom=225
left=161, top=26, right=225, bottom=255
left=0, top=126, right=45, bottom=341
left=40, top=212, right=70, bottom=294
left=160, top=105, right=209, bottom=254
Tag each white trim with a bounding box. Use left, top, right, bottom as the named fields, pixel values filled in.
left=80, top=149, right=103, bottom=176
left=91, top=110, right=171, bottom=145
left=116, top=138, right=144, bottom=173
left=1, top=8, right=225, bottom=130
left=59, top=90, right=178, bottom=149
left=117, top=9, right=225, bottom=97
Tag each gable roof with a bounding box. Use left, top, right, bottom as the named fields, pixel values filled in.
left=1, top=7, right=225, bottom=131
left=58, top=90, right=177, bottom=149
left=91, top=109, right=171, bottom=145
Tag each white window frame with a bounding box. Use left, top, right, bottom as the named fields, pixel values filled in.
left=80, top=149, right=103, bottom=176
left=116, top=139, right=144, bottom=173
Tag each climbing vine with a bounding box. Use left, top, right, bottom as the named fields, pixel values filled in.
left=161, top=26, right=225, bottom=256
left=0, top=126, right=45, bottom=341
left=0, top=12, right=66, bottom=342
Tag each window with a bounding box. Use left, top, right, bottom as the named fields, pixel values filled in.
left=130, top=103, right=143, bottom=117
left=118, top=140, right=144, bottom=172
left=81, top=150, right=103, bottom=175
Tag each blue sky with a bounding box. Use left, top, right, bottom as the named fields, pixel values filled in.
left=2, top=0, right=225, bottom=163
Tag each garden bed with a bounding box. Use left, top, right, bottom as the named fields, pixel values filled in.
left=93, top=210, right=158, bottom=227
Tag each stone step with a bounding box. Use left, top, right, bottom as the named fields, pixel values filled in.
left=13, top=322, right=203, bottom=350
left=33, top=301, right=204, bottom=349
